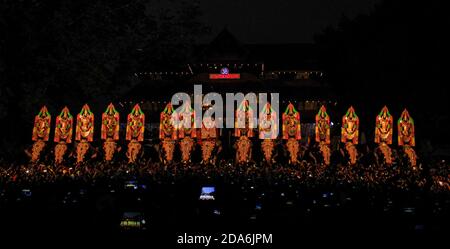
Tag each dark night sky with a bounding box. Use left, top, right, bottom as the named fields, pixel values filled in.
left=198, top=0, right=381, bottom=43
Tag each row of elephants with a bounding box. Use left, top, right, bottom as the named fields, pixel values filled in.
left=29, top=101, right=417, bottom=166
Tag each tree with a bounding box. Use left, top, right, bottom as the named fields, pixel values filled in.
left=315, top=0, right=448, bottom=146
left=0, top=0, right=209, bottom=160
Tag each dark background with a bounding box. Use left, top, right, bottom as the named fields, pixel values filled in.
left=199, top=0, right=381, bottom=43
left=0, top=0, right=448, bottom=161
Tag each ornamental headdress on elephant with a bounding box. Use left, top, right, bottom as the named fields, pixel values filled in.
left=32, top=106, right=51, bottom=141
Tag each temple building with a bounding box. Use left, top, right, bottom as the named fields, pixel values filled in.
left=124, top=28, right=337, bottom=143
